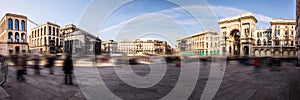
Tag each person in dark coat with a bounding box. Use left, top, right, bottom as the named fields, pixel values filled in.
left=16, top=54, right=25, bottom=82
left=63, top=54, right=74, bottom=85
left=22, top=54, right=28, bottom=75
left=46, top=54, right=56, bottom=75
left=32, top=55, right=40, bottom=75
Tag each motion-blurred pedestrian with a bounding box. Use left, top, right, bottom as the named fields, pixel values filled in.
left=15, top=54, right=25, bottom=82
left=63, top=54, right=73, bottom=85
left=253, top=58, right=261, bottom=75
left=45, top=54, right=56, bottom=75
left=271, top=58, right=281, bottom=71
left=22, top=54, right=28, bottom=75
left=32, top=55, right=40, bottom=75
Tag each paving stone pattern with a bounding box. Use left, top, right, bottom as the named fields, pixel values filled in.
left=1, top=61, right=300, bottom=100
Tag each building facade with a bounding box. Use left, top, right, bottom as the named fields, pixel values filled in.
left=117, top=39, right=172, bottom=56
left=0, top=13, right=28, bottom=55
left=219, top=12, right=257, bottom=57
left=102, top=40, right=118, bottom=55
left=61, top=24, right=101, bottom=55
left=29, top=22, right=63, bottom=54
left=177, top=30, right=222, bottom=56
left=220, top=12, right=296, bottom=57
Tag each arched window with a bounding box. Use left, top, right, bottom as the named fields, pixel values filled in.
left=275, top=37, right=280, bottom=45
left=215, top=43, right=217, bottom=48
left=44, top=37, right=47, bottom=45
left=268, top=39, right=272, bottom=45
left=40, top=28, right=42, bottom=36
left=260, top=32, right=262, bottom=37
left=267, top=32, right=272, bottom=37
left=35, top=30, right=37, bottom=38
left=284, top=37, right=288, bottom=45
left=21, top=20, right=25, bottom=31
left=37, top=29, right=40, bottom=37
left=8, top=18, right=13, bottom=30
left=49, top=26, right=52, bottom=35
left=56, top=28, right=59, bottom=36
left=21, top=33, right=25, bottom=43
left=56, top=38, right=59, bottom=46
left=291, top=41, right=294, bottom=46
left=8, top=32, right=13, bottom=42
left=257, top=39, right=261, bottom=45
left=44, top=27, right=46, bottom=35
left=53, top=27, right=56, bottom=36
left=257, top=32, right=259, bottom=38
left=15, top=19, right=19, bottom=30
left=263, top=39, right=266, bottom=45
left=15, top=32, right=19, bottom=43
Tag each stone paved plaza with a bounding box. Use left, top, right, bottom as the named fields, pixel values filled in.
left=1, top=61, right=300, bottom=100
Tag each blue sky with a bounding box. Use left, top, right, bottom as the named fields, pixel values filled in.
left=0, top=0, right=296, bottom=47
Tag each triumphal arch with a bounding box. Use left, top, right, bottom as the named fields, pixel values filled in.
left=219, top=12, right=296, bottom=58
left=219, top=12, right=257, bottom=57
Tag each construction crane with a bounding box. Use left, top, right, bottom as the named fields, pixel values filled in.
left=27, top=18, right=39, bottom=26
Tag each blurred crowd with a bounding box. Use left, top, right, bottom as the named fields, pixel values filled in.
left=2, top=53, right=74, bottom=85
left=1, top=53, right=299, bottom=84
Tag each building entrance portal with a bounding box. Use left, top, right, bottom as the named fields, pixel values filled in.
left=244, top=46, right=249, bottom=56
left=219, top=12, right=257, bottom=57
left=231, top=30, right=241, bottom=56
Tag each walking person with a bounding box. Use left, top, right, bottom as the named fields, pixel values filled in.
left=63, top=54, right=74, bottom=85
left=32, top=55, right=40, bottom=75
left=45, top=54, right=56, bottom=75
left=252, top=58, right=261, bottom=75
left=15, top=54, right=25, bottom=82
left=22, top=54, right=28, bottom=75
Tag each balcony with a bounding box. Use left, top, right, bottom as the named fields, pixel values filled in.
left=7, top=39, right=27, bottom=44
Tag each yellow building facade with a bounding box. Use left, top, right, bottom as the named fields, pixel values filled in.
left=0, top=13, right=28, bottom=55
left=220, top=13, right=296, bottom=57
left=29, top=22, right=62, bottom=53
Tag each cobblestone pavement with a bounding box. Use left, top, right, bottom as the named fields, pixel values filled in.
left=1, top=61, right=300, bottom=100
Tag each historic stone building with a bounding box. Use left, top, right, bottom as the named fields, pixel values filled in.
left=177, top=30, right=222, bottom=56
left=219, top=12, right=257, bottom=57
left=102, top=40, right=118, bottom=55
left=0, top=13, right=28, bottom=55
left=220, top=12, right=296, bottom=57
left=117, top=39, right=172, bottom=56
left=29, top=22, right=63, bottom=54
left=60, top=24, right=101, bottom=55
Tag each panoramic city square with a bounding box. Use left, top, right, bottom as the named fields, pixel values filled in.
left=0, top=0, right=299, bottom=100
